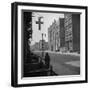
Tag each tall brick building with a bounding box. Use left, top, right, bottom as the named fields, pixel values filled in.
left=64, top=14, right=80, bottom=53
left=59, top=18, right=65, bottom=52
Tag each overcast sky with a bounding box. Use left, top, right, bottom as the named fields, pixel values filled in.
left=31, top=12, right=64, bottom=46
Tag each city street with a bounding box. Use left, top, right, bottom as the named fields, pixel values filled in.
left=33, top=50, right=80, bottom=76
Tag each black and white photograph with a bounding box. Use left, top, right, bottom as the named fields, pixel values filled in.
left=22, top=11, right=80, bottom=77
left=11, top=2, right=88, bottom=87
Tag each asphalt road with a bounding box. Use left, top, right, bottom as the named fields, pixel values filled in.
left=33, top=51, right=80, bottom=76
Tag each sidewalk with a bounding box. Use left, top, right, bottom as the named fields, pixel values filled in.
left=45, top=50, right=80, bottom=56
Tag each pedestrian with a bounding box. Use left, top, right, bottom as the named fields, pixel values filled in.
left=45, top=53, right=50, bottom=68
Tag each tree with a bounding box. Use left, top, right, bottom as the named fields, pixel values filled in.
left=23, top=12, right=32, bottom=63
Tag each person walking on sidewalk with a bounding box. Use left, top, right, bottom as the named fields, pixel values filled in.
left=45, top=53, right=50, bottom=68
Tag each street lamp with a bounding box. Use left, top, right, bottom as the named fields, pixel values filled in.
left=42, top=33, right=46, bottom=58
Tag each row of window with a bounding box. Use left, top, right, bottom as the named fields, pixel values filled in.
left=65, top=31, right=72, bottom=36
left=64, top=19, right=72, bottom=27
left=65, top=35, right=72, bottom=41
left=65, top=24, right=72, bottom=30
left=65, top=32, right=72, bottom=37
left=64, top=15, right=72, bottom=23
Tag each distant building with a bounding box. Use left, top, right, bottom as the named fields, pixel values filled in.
left=55, top=19, right=61, bottom=51
left=64, top=14, right=80, bottom=53
left=39, top=40, right=49, bottom=51
left=30, top=40, right=49, bottom=51
left=30, top=42, right=39, bottom=51
left=48, top=21, right=55, bottom=51
left=48, top=19, right=61, bottom=51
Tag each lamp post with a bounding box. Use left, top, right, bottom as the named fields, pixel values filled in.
left=42, top=33, right=46, bottom=58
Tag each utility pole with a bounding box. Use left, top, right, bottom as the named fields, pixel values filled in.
left=42, top=33, right=46, bottom=58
